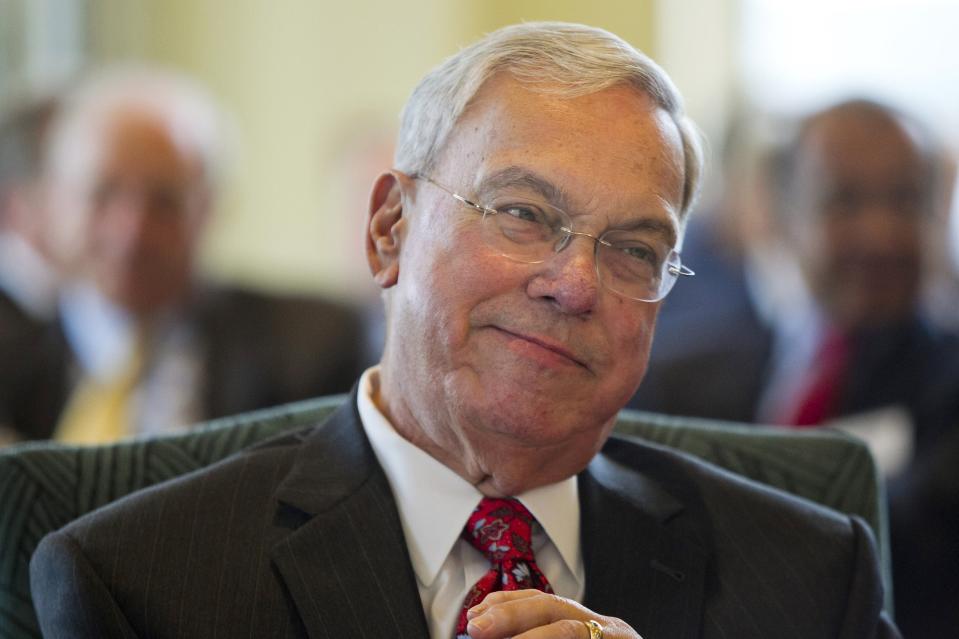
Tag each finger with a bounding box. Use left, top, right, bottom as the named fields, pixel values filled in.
left=511, top=618, right=593, bottom=639
left=468, top=589, right=541, bottom=619
left=467, top=592, right=585, bottom=638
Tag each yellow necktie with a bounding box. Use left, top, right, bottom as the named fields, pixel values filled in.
left=55, top=331, right=148, bottom=445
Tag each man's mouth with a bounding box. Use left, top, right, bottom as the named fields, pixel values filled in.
left=492, top=326, right=589, bottom=370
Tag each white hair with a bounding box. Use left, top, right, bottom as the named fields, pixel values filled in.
left=395, top=21, right=705, bottom=217
left=46, top=65, right=227, bottom=189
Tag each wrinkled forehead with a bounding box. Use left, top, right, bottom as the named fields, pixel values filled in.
left=434, top=76, right=686, bottom=236
left=797, top=111, right=929, bottom=184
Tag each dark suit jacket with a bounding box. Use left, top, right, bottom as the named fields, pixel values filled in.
left=30, top=391, right=898, bottom=638
left=0, top=289, right=46, bottom=438
left=628, top=217, right=777, bottom=423
left=889, top=422, right=959, bottom=639
left=631, top=294, right=772, bottom=424
left=3, top=285, right=369, bottom=442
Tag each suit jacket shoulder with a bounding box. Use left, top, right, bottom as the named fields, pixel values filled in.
left=584, top=434, right=898, bottom=638
left=30, top=427, right=314, bottom=637
left=31, top=396, right=428, bottom=639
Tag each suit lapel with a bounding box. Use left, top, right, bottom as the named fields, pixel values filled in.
left=269, top=392, right=429, bottom=638
left=581, top=442, right=708, bottom=639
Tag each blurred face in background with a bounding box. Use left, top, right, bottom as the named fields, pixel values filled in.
left=785, top=108, right=929, bottom=330
left=50, top=107, right=210, bottom=317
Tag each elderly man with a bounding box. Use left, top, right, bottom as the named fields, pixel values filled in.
left=31, top=24, right=898, bottom=638
left=3, top=68, right=364, bottom=443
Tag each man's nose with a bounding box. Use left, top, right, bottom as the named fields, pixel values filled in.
left=526, top=235, right=600, bottom=315
left=101, top=190, right=158, bottom=249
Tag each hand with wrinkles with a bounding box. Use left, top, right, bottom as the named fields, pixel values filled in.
left=465, top=590, right=643, bottom=639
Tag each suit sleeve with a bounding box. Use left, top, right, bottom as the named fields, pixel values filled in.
left=30, top=531, right=140, bottom=639
left=838, top=517, right=902, bottom=639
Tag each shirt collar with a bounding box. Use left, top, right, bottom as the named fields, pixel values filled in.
left=60, top=282, right=136, bottom=380
left=356, top=366, right=580, bottom=589
left=517, top=474, right=580, bottom=586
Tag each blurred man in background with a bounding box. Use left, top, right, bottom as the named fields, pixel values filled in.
left=1, top=67, right=367, bottom=444
left=631, top=98, right=958, bottom=474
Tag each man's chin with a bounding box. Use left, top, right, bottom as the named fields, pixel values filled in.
left=468, top=394, right=611, bottom=449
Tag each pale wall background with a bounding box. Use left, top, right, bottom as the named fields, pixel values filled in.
left=85, top=0, right=660, bottom=301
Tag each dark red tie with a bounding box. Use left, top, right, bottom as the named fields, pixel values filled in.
left=784, top=326, right=851, bottom=427
left=454, top=498, right=553, bottom=637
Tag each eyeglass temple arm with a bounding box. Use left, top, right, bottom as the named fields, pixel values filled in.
left=451, top=192, right=495, bottom=215
left=418, top=175, right=496, bottom=216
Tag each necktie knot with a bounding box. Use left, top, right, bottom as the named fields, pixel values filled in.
left=464, top=497, right=536, bottom=564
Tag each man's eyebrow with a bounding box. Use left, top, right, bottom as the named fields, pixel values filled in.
left=475, top=166, right=571, bottom=209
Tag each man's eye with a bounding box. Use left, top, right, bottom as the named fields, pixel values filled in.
left=603, top=240, right=665, bottom=280
left=621, top=244, right=659, bottom=265
left=92, top=182, right=119, bottom=208
left=499, top=204, right=545, bottom=224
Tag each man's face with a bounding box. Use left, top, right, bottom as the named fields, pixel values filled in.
left=786, top=112, right=928, bottom=330
left=377, top=75, right=685, bottom=483
left=53, top=108, right=209, bottom=316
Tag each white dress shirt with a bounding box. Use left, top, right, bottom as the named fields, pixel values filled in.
left=0, top=232, right=58, bottom=320
left=357, top=367, right=585, bottom=639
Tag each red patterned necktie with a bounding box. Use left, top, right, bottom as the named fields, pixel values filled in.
left=454, top=497, right=553, bottom=637
left=784, top=325, right=851, bottom=427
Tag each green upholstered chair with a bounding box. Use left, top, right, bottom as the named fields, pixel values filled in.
left=0, top=395, right=889, bottom=639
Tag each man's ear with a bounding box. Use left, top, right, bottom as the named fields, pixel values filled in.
left=366, top=171, right=409, bottom=289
